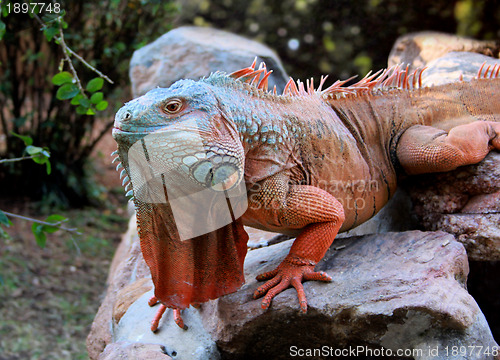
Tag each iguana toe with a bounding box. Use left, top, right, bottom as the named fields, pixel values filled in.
left=148, top=297, right=187, bottom=331
left=253, top=261, right=332, bottom=313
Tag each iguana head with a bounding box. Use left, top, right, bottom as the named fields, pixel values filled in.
left=113, top=79, right=245, bottom=200
left=112, top=79, right=250, bottom=310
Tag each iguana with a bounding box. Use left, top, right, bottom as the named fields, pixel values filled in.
left=112, top=59, right=500, bottom=331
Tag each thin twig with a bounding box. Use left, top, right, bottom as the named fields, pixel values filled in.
left=57, top=27, right=87, bottom=96
left=0, top=155, right=35, bottom=164
left=64, top=45, right=114, bottom=84
left=2, top=211, right=82, bottom=235
left=30, top=9, right=113, bottom=85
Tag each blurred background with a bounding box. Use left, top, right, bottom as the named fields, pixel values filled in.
left=0, top=0, right=498, bottom=358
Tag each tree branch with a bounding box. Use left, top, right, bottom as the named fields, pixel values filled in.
left=1, top=210, right=81, bottom=234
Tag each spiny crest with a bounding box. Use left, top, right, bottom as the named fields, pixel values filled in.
left=228, top=58, right=427, bottom=99
left=110, top=149, right=134, bottom=202
left=477, top=62, right=500, bottom=79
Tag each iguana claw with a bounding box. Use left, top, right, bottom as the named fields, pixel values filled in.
left=148, top=296, right=187, bottom=331
left=253, top=257, right=332, bottom=313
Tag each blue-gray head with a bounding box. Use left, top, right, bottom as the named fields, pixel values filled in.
left=112, top=79, right=245, bottom=200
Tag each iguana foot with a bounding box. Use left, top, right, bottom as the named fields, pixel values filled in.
left=148, top=296, right=187, bottom=331
left=253, top=255, right=332, bottom=312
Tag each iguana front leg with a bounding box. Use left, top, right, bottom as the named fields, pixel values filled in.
left=248, top=173, right=345, bottom=312
left=397, top=121, right=500, bottom=175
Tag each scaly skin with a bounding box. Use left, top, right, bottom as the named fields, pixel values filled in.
left=112, top=61, right=500, bottom=330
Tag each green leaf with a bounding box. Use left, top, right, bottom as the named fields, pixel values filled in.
left=95, top=100, right=108, bottom=111
left=76, top=106, right=88, bottom=115
left=25, top=145, right=43, bottom=156
left=26, top=146, right=50, bottom=168
left=0, top=20, right=6, bottom=41
left=45, top=160, right=51, bottom=175
left=78, top=98, right=91, bottom=108
left=90, top=92, right=103, bottom=104
left=52, top=71, right=73, bottom=85
left=43, top=214, right=66, bottom=234
left=32, top=223, right=47, bottom=248
left=46, top=214, right=67, bottom=223
left=86, top=78, right=104, bottom=93
left=56, top=83, right=80, bottom=100
left=11, top=132, right=33, bottom=146
left=0, top=226, right=11, bottom=240
left=44, top=26, right=58, bottom=42
left=0, top=210, right=12, bottom=227
left=86, top=108, right=96, bottom=116
left=71, top=93, right=84, bottom=105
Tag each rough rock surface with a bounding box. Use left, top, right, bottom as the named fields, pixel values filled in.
left=402, top=152, right=500, bottom=261
left=421, top=51, right=500, bottom=86
left=87, top=217, right=223, bottom=360
left=201, top=231, right=497, bottom=360
left=98, top=342, right=172, bottom=360
left=388, top=31, right=499, bottom=70
left=86, top=216, right=150, bottom=360
left=88, top=219, right=499, bottom=359
left=129, top=26, right=289, bottom=98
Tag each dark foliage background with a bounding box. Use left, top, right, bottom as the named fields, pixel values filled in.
left=175, top=0, right=500, bottom=80
left=0, top=0, right=499, bottom=207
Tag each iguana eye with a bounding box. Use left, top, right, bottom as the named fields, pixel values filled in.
left=163, top=99, right=183, bottom=114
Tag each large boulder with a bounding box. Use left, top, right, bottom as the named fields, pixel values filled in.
left=421, top=51, right=500, bottom=86
left=88, top=224, right=499, bottom=359
left=403, top=152, right=500, bottom=261
left=129, top=26, right=289, bottom=98
left=388, top=31, right=499, bottom=70
left=202, top=231, right=497, bottom=359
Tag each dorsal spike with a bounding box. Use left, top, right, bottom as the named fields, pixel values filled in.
left=228, top=59, right=432, bottom=101
left=229, top=67, right=254, bottom=80
left=283, top=78, right=300, bottom=96
left=297, top=80, right=307, bottom=95
left=418, top=67, right=426, bottom=88
left=316, top=75, right=329, bottom=92
left=484, top=65, right=492, bottom=78
left=477, top=61, right=487, bottom=78
left=401, top=65, right=409, bottom=89
left=249, top=69, right=265, bottom=86
left=257, top=70, right=273, bottom=90
left=250, top=57, right=257, bottom=69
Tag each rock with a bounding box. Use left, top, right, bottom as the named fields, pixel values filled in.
left=98, top=342, right=172, bottom=360
left=403, top=152, right=500, bottom=261
left=129, top=26, right=289, bottom=98
left=337, top=188, right=419, bottom=238
left=201, top=231, right=498, bottom=359
left=388, top=31, right=499, bottom=70
left=421, top=52, right=500, bottom=86
left=113, top=286, right=219, bottom=360
left=87, top=215, right=151, bottom=359
left=87, top=216, right=220, bottom=360
left=245, top=226, right=291, bottom=249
